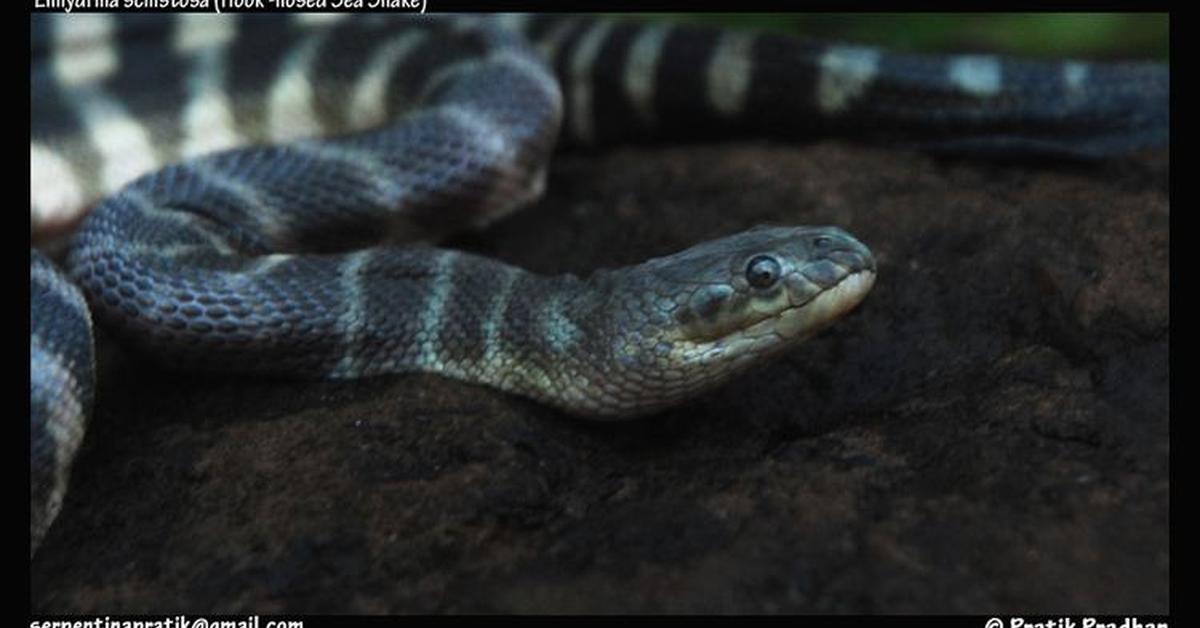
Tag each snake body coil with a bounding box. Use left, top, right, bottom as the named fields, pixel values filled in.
left=30, top=14, right=1167, bottom=555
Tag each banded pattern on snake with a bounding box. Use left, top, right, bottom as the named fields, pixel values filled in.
left=30, top=13, right=1168, bottom=556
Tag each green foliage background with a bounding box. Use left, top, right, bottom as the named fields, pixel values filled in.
left=641, top=14, right=1168, bottom=60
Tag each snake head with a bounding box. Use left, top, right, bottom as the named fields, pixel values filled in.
left=596, top=225, right=876, bottom=416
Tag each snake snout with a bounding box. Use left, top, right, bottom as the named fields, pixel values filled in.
left=798, top=226, right=876, bottom=281
left=773, top=227, right=876, bottom=340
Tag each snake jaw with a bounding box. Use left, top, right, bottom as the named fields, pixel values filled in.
left=691, top=267, right=876, bottom=366
left=772, top=269, right=876, bottom=340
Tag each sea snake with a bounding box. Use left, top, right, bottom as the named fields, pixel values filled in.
left=30, top=13, right=1168, bottom=556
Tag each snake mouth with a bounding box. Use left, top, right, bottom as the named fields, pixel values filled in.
left=775, top=269, right=876, bottom=339
left=732, top=269, right=876, bottom=349
left=673, top=265, right=876, bottom=354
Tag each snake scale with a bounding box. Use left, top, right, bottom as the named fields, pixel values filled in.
left=30, top=13, right=1168, bottom=557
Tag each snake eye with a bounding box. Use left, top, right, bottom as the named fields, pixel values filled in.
left=745, top=255, right=782, bottom=289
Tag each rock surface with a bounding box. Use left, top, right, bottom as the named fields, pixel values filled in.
left=30, top=141, right=1169, bottom=613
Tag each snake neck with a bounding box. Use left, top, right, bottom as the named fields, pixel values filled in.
left=401, top=254, right=643, bottom=416
left=434, top=262, right=730, bottom=418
